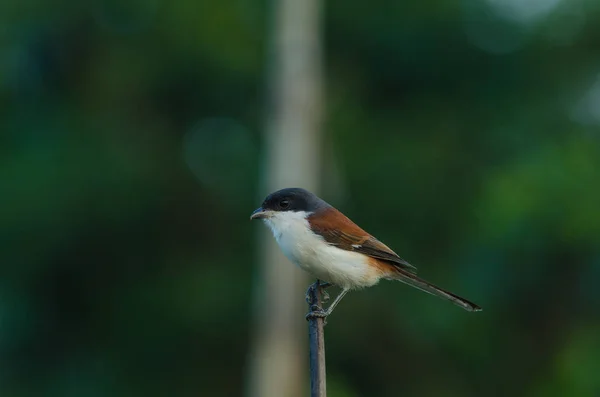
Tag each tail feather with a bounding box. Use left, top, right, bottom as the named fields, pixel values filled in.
left=393, top=269, right=482, bottom=312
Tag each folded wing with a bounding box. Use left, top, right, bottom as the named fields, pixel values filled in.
left=308, top=207, right=417, bottom=274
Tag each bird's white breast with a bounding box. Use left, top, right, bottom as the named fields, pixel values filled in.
left=263, top=211, right=383, bottom=289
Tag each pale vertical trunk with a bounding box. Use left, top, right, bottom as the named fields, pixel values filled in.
left=246, top=0, right=324, bottom=396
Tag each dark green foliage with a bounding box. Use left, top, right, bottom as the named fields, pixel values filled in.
left=1, top=0, right=599, bottom=396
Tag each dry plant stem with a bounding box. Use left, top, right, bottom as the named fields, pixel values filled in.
left=307, top=280, right=327, bottom=397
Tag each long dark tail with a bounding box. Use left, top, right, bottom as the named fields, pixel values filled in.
left=393, top=269, right=482, bottom=312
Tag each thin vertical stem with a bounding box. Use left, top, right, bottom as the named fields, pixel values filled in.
left=307, top=281, right=326, bottom=397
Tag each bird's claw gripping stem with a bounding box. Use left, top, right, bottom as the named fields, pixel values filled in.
left=305, top=280, right=349, bottom=325
left=305, top=280, right=331, bottom=304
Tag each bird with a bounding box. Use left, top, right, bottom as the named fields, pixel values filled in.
left=250, top=187, right=481, bottom=319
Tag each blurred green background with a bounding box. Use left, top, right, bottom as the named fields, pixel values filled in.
left=2, top=0, right=600, bottom=396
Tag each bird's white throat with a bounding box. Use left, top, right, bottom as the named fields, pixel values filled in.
left=263, top=211, right=314, bottom=260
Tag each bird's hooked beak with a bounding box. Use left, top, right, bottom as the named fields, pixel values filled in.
left=250, top=207, right=270, bottom=220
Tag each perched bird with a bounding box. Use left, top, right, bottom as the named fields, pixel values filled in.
left=251, top=188, right=481, bottom=319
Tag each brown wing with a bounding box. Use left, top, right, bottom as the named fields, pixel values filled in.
left=308, top=207, right=417, bottom=274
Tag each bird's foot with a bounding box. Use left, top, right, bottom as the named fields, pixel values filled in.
left=305, top=284, right=316, bottom=304
left=305, top=280, right=332, bottom=304
left=305, top=280, right=339, bottom=326
left=305, top=305, right=330, bottom=325
left=322, top=289, right=330, bottom=304
left=306, top=310, right=328, bottom=320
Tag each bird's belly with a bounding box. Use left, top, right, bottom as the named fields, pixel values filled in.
left=279, top=236, right=383, bottom=289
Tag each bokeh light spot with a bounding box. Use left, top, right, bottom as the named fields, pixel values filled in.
left=571, top=74, right=600, bottom=126
left=183, top=117, right=257, bottom=196
left=463, top=0, right=526, bottom=54
left=485, top=0, right=563, bottom=24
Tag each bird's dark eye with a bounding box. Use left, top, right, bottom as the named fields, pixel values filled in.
left=279, top=199, right=290, bottom=209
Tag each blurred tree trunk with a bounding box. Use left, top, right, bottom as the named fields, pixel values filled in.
left=246, top=0, right=323, bottom=396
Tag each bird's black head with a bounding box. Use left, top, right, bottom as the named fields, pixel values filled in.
left=250, top=188, right=329, bottom=219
